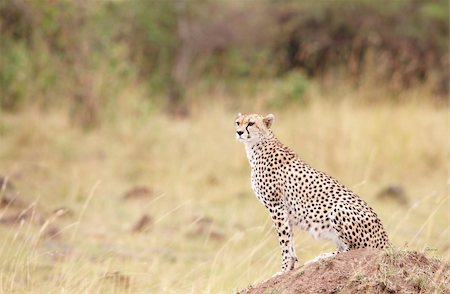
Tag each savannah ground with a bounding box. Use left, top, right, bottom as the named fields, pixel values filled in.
left=0, top=84, right=448, bottom=293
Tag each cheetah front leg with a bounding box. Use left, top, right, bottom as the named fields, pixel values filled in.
left=269, top=203, right=297, bottom=276
left=303, top=227, right=350, bottom=265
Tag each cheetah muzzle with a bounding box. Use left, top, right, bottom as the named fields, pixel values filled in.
left=235, top=113, right=389, bottom=276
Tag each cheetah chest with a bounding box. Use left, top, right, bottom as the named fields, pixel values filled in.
left=250, top=167, right=279, bottom=203
left=250, top=171, right=265, bottom=202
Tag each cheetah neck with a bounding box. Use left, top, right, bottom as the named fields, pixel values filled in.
left=244, top=135, right=279, bottom=168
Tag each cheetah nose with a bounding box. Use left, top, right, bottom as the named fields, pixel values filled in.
left=237, top=131, right=244, bottom=136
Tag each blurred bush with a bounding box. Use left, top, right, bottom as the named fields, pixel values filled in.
left=274, top=0, right=449, bottom=95
left=0, top=0, right=448, bottom=121
left=269, top=71, right=309, bottom=109
left=0, top=0, right=137, bottom=126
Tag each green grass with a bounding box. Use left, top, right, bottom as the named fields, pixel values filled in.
left=0, top=91, right=448, bottom=293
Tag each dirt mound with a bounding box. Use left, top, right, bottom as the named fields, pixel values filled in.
left=239, top=248, right=449, bottom=294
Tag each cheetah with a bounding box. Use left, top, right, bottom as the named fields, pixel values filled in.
left=235, top=113, right=389, bottom=276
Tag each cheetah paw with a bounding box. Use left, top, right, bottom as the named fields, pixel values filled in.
left=272, top=271, right=284, bottom=278
left=304, top=252, right=336, bottom=265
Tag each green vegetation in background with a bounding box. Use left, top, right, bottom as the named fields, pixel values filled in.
left=0, top=0, right=448, bottom=123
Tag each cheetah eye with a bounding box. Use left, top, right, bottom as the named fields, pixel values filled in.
left=236, top=122, right=240, bottom=126
left=248, top=122, right=255, bottom=126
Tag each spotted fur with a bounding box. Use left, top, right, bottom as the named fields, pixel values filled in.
left=235, top=113, right=389, bottom=275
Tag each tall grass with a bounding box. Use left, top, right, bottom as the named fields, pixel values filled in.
left=0, top=85, right=448, bottom=293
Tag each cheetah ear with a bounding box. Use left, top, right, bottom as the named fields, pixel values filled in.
left=263, top=114, right=274, bottom=128
left=237, top=112, right=242, bottom=117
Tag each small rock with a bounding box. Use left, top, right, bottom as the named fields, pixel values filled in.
left=123, top=186, right=156, bottom=201
left=209, top=230, right=226, bottom=241
left=376, top=184, right=409, bottom=206
left=206, top=174, right=219, bottom=186
left=187, top=224, right=225, bottom=241
left=42, top=226, right=61, bottom=239
left=131, top=214, right=152, bottom=233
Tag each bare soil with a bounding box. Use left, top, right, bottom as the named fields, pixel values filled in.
left=238, top=248, right=449, bottom=294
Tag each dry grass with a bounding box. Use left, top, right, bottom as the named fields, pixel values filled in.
left=0, top=90, right=448, bottom=293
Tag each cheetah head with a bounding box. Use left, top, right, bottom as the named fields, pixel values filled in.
left=235, top=113, right=274, bottom=145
